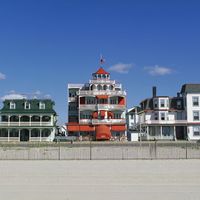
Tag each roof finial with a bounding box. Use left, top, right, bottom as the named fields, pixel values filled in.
left=100, top=54, right=105, bottom=66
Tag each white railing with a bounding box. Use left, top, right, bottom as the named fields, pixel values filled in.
left=79, top=104, right=126, bottom=110
left=68, top=84, right=84, bottom=88
left=68, top=97, right=76, bottom=102
left=79, top=105, right=96, bottom=110
left=147, top=135, right=174, bottom=140
left=0, top=122, right=53, bottom=127
left=143, top=120, right=188, bottom=125
left=92, top=119, right=126, bottom=124
left=89, top=79, right=116, bottom=84
left=78, top=90, right=126, bottom=96
left=79, top=119, right=92, bottom=124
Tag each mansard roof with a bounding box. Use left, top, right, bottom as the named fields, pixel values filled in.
left=181, top=84, right=200, bottom=94
left=94, top=67, right=110, bottom=75
left=1, top=99, right=56, bottom=114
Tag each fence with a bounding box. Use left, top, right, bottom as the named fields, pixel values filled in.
left=0, top=141, right=200, bottom=160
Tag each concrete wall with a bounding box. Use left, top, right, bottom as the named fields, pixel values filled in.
left=0, top=142, right=199, bottom=160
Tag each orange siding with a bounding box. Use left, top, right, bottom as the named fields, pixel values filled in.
left=111, top=125, right=126, bottom=131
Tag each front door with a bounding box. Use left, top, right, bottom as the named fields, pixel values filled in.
left=20, top=129, right=30, bottom=141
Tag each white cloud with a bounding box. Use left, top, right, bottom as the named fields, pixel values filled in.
left=144, top=65, right=173, bottom=76
left=33, top=90, right=42, bottom=95
left=108, top=63, right=132, bottom=74
left=1, top=93, right=27, bottom=101
left=44, top=94, right=51, bottom=98
left=0, top=72, right=6, bottom=80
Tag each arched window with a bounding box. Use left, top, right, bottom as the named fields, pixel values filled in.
left=42, top=129, right=51, bottom=137
left=109, top=85, right=114, bottom=90
left=10, top=116, right=19, bottom=122
left=42, top=116, right=51, bottom=122
left=31, top=116, right=40, bottom=122
left=1, top=115, right=8, bottom=122
left=21, top=116, right=30, bottom=122
left=103, top=85, right=107, bottom=90
left=97, top=85, right=102, bottom=90
left=31, top=129, right=40, bottom=137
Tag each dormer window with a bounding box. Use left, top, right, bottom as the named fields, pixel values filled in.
left=154, top=99, right=158, bottom=108
left=39, top=102, right=45, bottom=109
left=177, top=101, right=182, bottom=109
left=24, top=102, right=30, bottom=110
left=160, top=99, right=165, bottom=107
left=10, top=102, right=16, bottom=109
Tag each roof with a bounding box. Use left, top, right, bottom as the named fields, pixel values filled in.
left=181, top=84, right=200, bottom=94
left=1, top=99, right=56, bottom=114
left=94, top=67, right=110, bottom=75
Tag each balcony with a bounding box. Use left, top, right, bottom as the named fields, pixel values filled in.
left=79, top=104, right=126, bottom=111
left=68, top=97, right=76, bottom=102
left=89, top=79, right=116, bottom=84
left=0, top=122, right=53, bottom=127
left=92, top=119, right=126, bottom=124
left=79, top=104, right=96, bottom=110
left=143, top=120, right=188, bottom=125
left=78, top=90, right=126, bottom=96
left=79, top=119, right=92, bottom=124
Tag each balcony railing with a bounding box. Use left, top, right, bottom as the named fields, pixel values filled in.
left=89, top=79, right=116, bottom=84
left=0, top=122, right=53, bottom=127
left=79, top=104, right=126, bottom=110
left=78, top=90, right=126, bottom=96
left=79, top=119, right=92, bottom=124
left=142, top=120, right=188, bottom=125
left=68, top=97, right=76, bottom=102
left=92, top=119, right=126, bottom=124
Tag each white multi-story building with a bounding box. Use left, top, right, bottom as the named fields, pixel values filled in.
left=126, top=107, right=140, bottom=141
left=138, top=86, right=187, bottom=140
left=181, top=84, right=200, bottom=140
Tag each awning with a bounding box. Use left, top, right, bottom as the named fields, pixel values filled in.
left=95, top=125, right=111, bottom=140
left=67, top=125, right=80, bottom=132
left=79, top=125, right=94, bottom=132
left=111, top=125, right=126, bottom=131
left=96, top=95, right=108, bottom=99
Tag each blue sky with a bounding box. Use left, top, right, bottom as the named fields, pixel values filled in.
left=0, top=0, right=200, bottom=125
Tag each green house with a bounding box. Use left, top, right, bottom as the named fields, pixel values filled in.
left=0, top=99, right=57, bottom=142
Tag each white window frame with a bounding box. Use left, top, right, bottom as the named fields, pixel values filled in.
left=24, top=102, right=30, bottom=110
left=193, top=111, right=199, bottom=121
left=192, top=96, right=199, bottom=107
left=160, top=99, right=165, bottom=108
left=10, top=102, right=16, bottom=109
left=193, top=126, right=200, bottom=136
left=39, top=102, right=45, bottom=110
left=160, top=112, right=165, bottom=120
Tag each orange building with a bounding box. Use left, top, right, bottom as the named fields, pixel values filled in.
left=67, top=67, right=127, bottom=140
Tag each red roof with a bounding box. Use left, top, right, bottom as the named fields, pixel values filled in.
left=94, top=67, right=110, bottom=75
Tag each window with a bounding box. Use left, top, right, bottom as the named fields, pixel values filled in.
left=193, top=111, right=199, bottom=121
left=154, top=112, right=158, bottom=120
left=10, top=102, right=16, bottom=109
left=193, top=97, right=199, bottom=106
left=130, top=114, right=134, bottom=119
left=160, top=112, right=165, bottom=120
left=154, top=99, right=158, bottom=108
left=193, top=126, right=200, bottom=136
left=160, top=99, right=165, bottom=107
left=177, top=101, right=182, bottom=109
left=39, top=102, right=45, bottom=109
left=114, top=113, right=121, bottom=119
left=24, top=102, right=30, bottom=109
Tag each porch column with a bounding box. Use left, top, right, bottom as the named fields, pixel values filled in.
left=19, top=115, right=21, bottom=126
left=8, top=115, right=10, bottom=126
left=173, top=126, right=177, bottom=141
left=40, top=129, right=42, bottom=142
left=8, top=129, right=10, bottom=142
left=40, top=115, right=42, bottom=126
left=147, top=126, right=149, bottom=140
left=29, top=115, right=32, bottom=126
left=160, top=126, right=163, bottom=139
left=29, top=129, right=31, bottom=142
left=19, top=129, right=20, bottom=142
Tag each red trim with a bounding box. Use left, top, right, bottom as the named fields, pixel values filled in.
left=94, top=67, right=109, bottom=75
left=96, top=95, right=108, bottom=99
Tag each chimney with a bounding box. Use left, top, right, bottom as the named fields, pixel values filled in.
left=152, top=86, right=157, bottom=98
